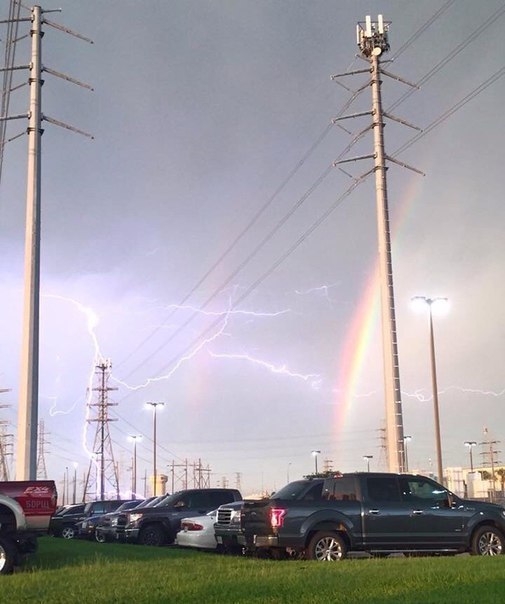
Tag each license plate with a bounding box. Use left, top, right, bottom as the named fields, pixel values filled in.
left=216, top=536, right=223, bottom=544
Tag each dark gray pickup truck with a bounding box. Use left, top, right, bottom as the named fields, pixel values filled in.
left=214, top=472, right=505, bottom=560
left=122, top=488, right=242, bottom=546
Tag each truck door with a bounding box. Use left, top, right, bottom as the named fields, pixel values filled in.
left=363, top=475, right=468, bottom=550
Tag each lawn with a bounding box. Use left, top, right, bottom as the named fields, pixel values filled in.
left=2, top=537, right=504, bottom=603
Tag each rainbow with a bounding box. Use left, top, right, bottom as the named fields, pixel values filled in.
left=334, top=265, right=380, bottom=432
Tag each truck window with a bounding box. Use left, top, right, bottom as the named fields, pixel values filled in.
left=399, top=477, right=448, bottom=504
left=300, top=482, right=323, bottom=501
left=366, top=476, right=401, bottom=502
left=208, top=491, right=235, bottom=507
left=324, top=477, right=357, bottom=501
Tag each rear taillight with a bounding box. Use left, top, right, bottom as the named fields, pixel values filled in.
left=182, top=522, right=204, bottom=531
left=270, top=508, right=286, bottom=529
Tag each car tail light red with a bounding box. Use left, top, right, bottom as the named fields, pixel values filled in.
left=181, top=521, right=204, bottom=531
left=270, top=508, right=286, bottom=529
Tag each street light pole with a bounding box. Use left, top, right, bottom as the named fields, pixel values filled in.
left=363, top=455, right=373, bottom=472
left=72, top=463, right=77, bottom=504
left=311, top=450, right=321, bottom=474
left=465, top=441, right=477, bottom=472
left=287, top=462, right=292, bottom=484
left=129, top=435, right=142, bottom=499
left=412, top=296, right=447, bottom=484
left=146, top=402, right=164, bottom=496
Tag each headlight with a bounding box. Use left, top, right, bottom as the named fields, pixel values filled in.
left=128, top=513, right=143, bottom=523
left=230, top=510, right=242, bottom=524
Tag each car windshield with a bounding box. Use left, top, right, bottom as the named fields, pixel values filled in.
left=156, top=492, right=184, bottom=507
left=115, top=500, right=142, bottom=513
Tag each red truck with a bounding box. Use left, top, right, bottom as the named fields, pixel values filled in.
left=0, top=480, right=58, bottom=574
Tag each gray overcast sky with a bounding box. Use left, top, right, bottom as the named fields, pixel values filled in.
left=1, top=0, right=504, bottom=496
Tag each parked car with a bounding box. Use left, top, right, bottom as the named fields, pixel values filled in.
left=122, top=488, right=242, bottom=546
left=48, top=503, right=87, bottom=539
left=80, top=500, right=140, bottom=540
left=176, top=510, right=218, bottom=550
left=77, top=500, right=132, bottom=539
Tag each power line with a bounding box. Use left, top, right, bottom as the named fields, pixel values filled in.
left=114, top=4, right=498, bottom=384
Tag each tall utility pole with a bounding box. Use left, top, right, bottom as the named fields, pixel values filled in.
left=332, top=16, right=422, bottom=472
left=17, top=5, right=43, bottom=480
left=0, top=6, right=93, bottom=480
left=365, top=17, right=405, bottom=473
left=83, top=361, right=119, bottom=501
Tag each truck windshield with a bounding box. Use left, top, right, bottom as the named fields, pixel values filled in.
left=272, top=480, right=321, bottom=500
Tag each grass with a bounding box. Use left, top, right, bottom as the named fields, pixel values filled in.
left=1, top=537, right=504, bottom=603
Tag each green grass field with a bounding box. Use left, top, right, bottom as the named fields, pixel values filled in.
left=2, top=537, right=504, bottom=603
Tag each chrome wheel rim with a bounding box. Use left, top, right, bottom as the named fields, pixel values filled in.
left=0, top=545, right=6, bottom=572
left=314, top=537, right=343, bottom=561
left=478, top=532, right=503, bottom=556
left=62, top=527, right=75, bottom=539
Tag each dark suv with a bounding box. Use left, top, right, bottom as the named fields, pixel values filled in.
left=79, top=500, right=136, bottom=539
left=49, top=503, right=86, bottom=539
left=122, top=488, right=242, bottom=546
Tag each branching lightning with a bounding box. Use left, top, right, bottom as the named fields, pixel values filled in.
left=208, top=351, right=321, bottom=388
left=163, top=303, right=292, bottom=319
left=113, top=312, right=231, bottom=391
left=294, top=283, right=340, bottom=304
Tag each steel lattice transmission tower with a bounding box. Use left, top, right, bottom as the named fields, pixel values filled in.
left=36, top=418, right=49, bottom=479
left=83, top=361, right=120, bottom=500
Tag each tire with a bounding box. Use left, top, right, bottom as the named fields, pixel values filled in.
left=306, top=531, right=347, bottom=561
left=61, top=525, right=77, bottom=540
left=0, top=536, right=17, bottom=575
left=138, top=524, right=166, bottom=546
left=95, top=530, right=106, bottom=544
left=471, top=525, right=504, bottom=556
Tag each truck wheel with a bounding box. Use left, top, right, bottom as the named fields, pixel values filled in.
left=471, top=526, right=504, bottom=556
left=61, top=526, right=77, bottom=540
left=95, top=530, right=106, bottom=544
left=138, top=524, right=166, bottom=546
left=0, top=537, right=17, bottom=575
left=306, top=531, right=347, bottom=561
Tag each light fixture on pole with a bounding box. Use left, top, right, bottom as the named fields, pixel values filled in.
left=311, top=450, right=321, bottom=474
left=403, top=436, right=412, bottom=472
left=411, top=296, right=448, bottom=484
left=363, top=455, right=373, bottom=472
left=464, top=441, right=477, bottom=472
left=128, top=435, right=142, bottom=499
left=146, top=402, right=164, bottom=496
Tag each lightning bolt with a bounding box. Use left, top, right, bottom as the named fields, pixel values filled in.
left=43, top=293, right=105, bottom=463
left=163, top=303, right=292, bottom=318
left=113, top=312, right=231, bottom=391
left=402, top=386, right=505, bottom=402
left=208, top=351, right=321, bottom=387
left=294, top=283, right=340, bottom=304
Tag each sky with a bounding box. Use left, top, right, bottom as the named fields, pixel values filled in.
left=1, top=0, right=504, bottom=498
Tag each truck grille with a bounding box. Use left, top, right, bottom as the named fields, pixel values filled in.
left=216, top=508, right=232, bottom=525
